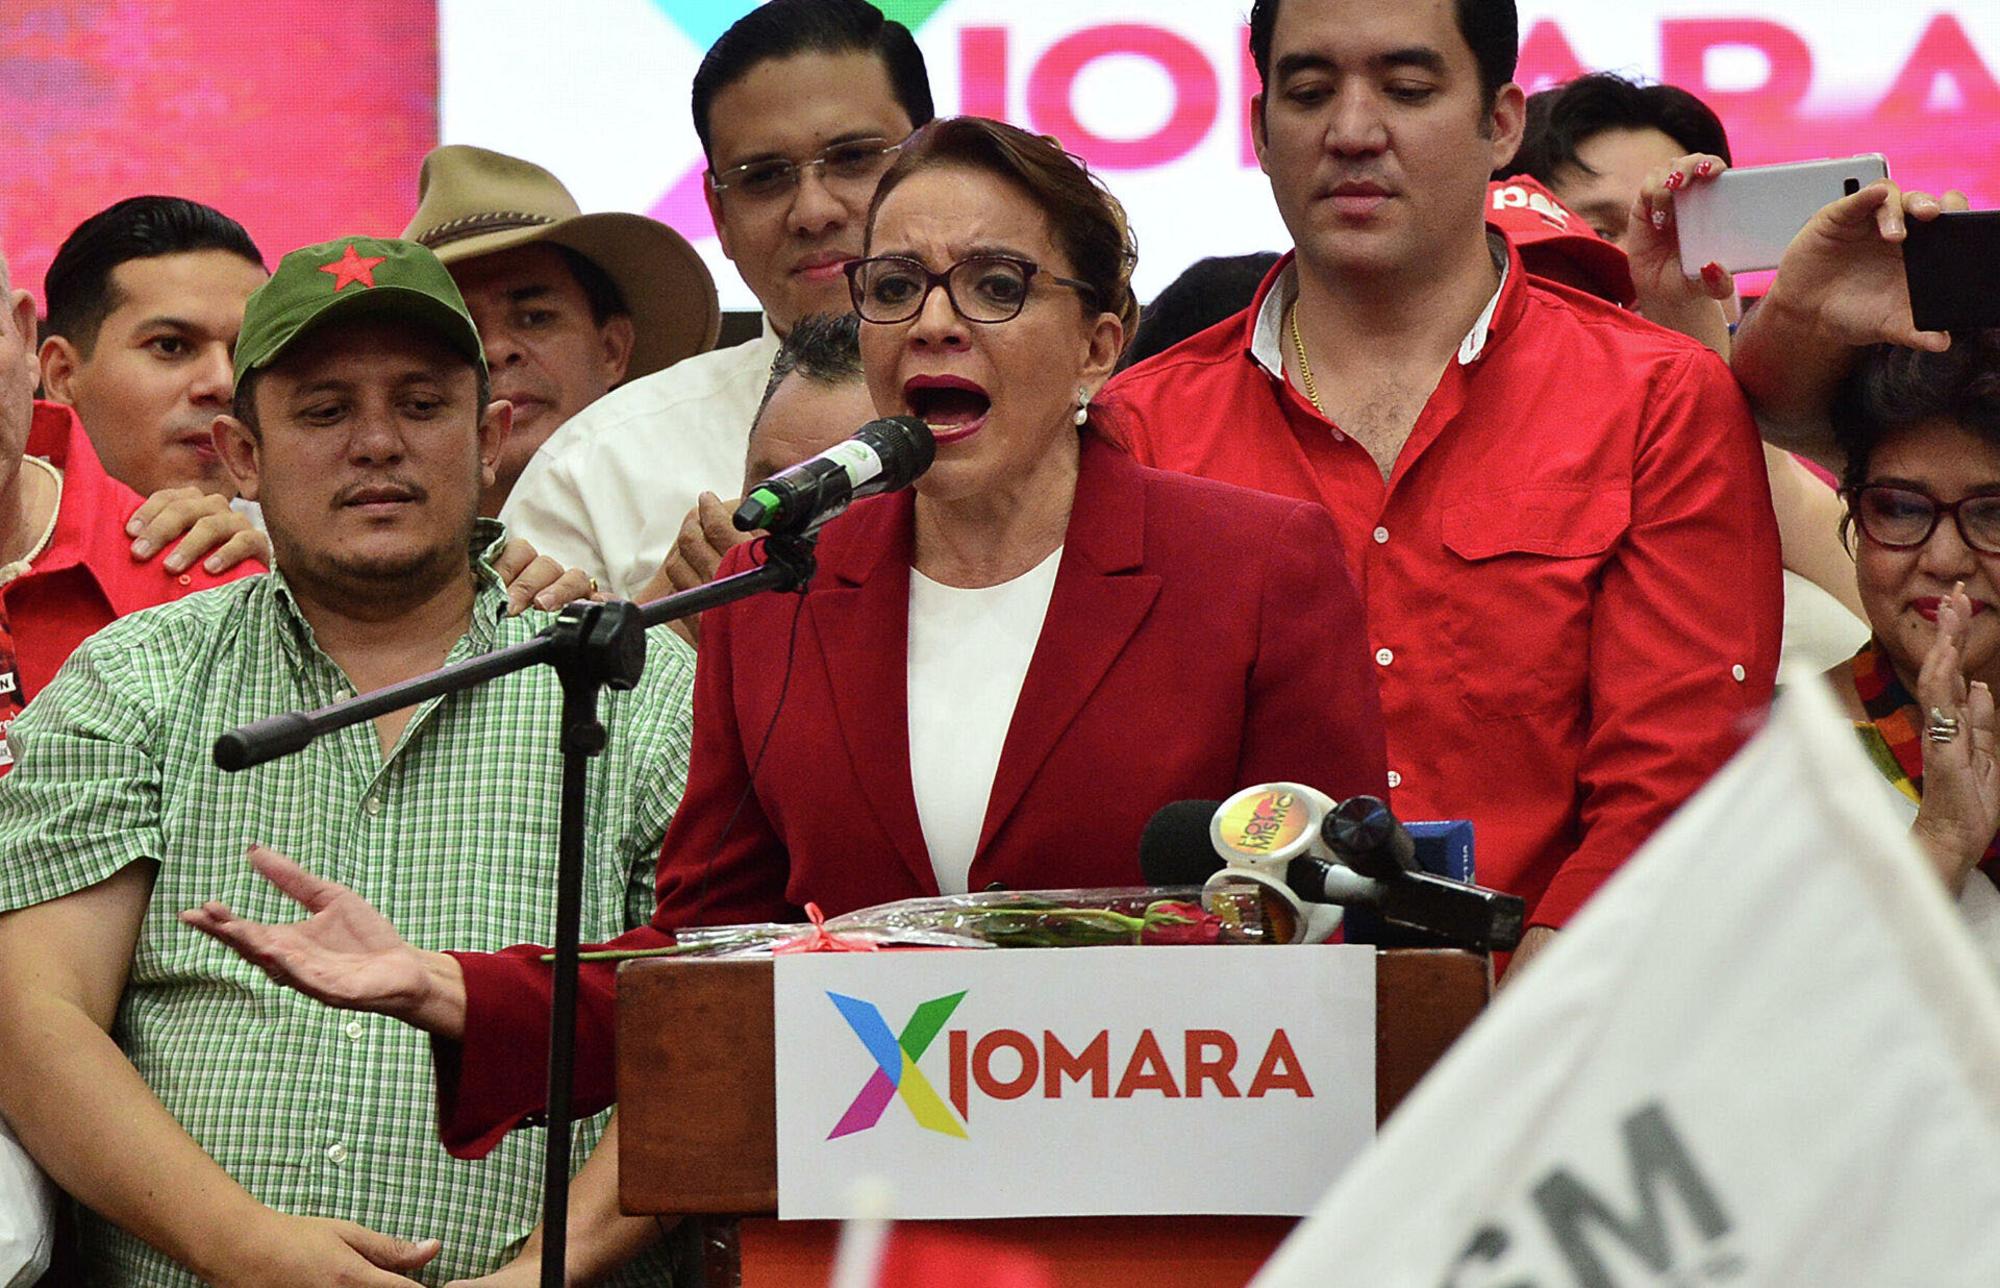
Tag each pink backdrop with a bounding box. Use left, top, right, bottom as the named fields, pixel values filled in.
left=2, top=5, right=1995, bottom=308
left=1517, top=16, right=2000, bottom=203
left=0, top=0, right=436, bottom=305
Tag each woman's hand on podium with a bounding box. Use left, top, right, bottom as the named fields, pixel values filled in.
left=180, top=843, right=468, bottom=1039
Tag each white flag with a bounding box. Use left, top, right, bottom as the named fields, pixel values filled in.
left=1255, top=677, right=2000, bottom=1288
left=0, top=1115, right=51, bottom=1288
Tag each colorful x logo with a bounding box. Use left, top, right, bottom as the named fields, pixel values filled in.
left=826, top=990, right=969, bottom=1140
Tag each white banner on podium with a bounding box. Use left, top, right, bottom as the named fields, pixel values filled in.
left=772, top=944, right=1375, bottom=1219
left=1255, top=677, right=2000, bottom=1288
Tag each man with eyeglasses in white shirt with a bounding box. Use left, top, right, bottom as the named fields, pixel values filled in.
left=501, top=0, right=935, bottom=600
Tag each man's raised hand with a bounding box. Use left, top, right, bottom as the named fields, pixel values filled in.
left=180, top=845, right=467, bottom=1039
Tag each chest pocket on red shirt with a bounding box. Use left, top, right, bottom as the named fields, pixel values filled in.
left=1440, top=486, right=1630, bottom=718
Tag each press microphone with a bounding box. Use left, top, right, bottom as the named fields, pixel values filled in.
left=1139, top=799, right=1235, bottom=887
left=1206, top=784, right=1382, bottom=902
left=1139, top=787, right=1525, bottom=952
left=1323, top=795, right=1418, bottom=881
left=1317, top=794, right=1522, bottom=951
left=732, top=415, right=936, bottom=536
left=1141, top=788, right=1354, bottom=945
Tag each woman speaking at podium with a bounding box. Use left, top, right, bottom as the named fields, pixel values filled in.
left=184, top=120, right=1387, bottom=1178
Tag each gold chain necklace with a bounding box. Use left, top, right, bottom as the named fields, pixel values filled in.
left=1287, top=300, right=1325, bottom=415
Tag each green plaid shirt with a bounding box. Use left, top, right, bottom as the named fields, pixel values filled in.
left=0, top=524, right=694, bottom=1286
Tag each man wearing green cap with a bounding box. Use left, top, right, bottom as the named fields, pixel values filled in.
left=0, top=238, right=694, bottom=1286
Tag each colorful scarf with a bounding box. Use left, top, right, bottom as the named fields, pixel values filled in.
left=1835, top=638, right=2000, bottom=874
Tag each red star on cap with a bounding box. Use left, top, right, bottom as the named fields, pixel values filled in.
left=319, top=243, right=386, bottom=291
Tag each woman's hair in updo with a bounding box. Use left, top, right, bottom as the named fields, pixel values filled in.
left=1832, top=330, right=2000, bottom=547
left=865, top=116, right=1140, bottom=342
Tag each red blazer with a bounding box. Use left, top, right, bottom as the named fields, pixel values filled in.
left=440, top=436, right=1387, bottom=1157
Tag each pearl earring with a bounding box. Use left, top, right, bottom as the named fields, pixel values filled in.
left=1073, top=387, right=1090, bottom=427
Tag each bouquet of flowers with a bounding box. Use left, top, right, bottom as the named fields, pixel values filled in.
left=565, top=883, right=1300, bottom=964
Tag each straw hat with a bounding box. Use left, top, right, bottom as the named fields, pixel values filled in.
left=401, top=145, right=720, bottom=379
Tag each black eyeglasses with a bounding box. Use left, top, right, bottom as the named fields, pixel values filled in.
left=707, top=135, right=909, bottom=202
left=845, top=254, right=1099, bottom=325
left=1851, top=484, right=2000, bottom=555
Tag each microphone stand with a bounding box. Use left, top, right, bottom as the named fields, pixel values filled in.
left=212, top=533, right=820, bottom=1288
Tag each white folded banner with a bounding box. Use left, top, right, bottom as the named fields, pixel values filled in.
left=1256, top=676, right=2000, bottom=1287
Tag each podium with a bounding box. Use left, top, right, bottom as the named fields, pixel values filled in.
left=616, top=949, right=1489, bottom=1286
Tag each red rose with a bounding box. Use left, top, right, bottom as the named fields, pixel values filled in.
left=1139, top=900, right=1225, bottom=945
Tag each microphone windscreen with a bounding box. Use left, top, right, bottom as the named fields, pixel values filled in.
left=867, top=415, right=937, bottom=484
left=1324, top=794, right=1418, bottom=879
left=1140, top=799, right=1226, bottom=886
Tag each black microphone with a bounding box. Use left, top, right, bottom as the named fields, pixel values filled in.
left=1323, top=795, right=1418, bottom=881
left=1139, top=799, right=1228, bottom=887
left=732, top=415, right=936, bottom=536
left=1314, top=796, right=1523, bottom=951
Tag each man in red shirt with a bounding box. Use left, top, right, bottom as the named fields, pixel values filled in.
left=37, top=197, right=269, bottom=505
left=0, top=253, right=250, bottom=773
left=1103, top=0, right=1782, bottom=970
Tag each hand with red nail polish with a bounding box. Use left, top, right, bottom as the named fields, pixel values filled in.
left=1617, top=153, right=1736, bottom=357
left=1695, top=260, right=1735, bottom=303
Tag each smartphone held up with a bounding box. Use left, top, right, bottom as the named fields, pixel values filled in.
left=1903, top=211, right=2000, bottom=332
left=1673, top=154, right=1890, bottom=277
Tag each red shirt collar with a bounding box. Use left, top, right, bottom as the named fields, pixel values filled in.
left=1240, top=224, right=1533, bottom=371
left=23, top=399, right=187, bottom=618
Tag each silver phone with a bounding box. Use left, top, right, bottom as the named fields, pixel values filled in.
left=1674, top=154, right=1890, bottom=277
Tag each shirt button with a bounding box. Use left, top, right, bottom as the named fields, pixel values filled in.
left=1375, top=647, right=1394, bottom=666
left=1372, top=526, right=1389, bottom=544
left=344, top=1019, right=364, bottom=1040
left=176, top=574, right=192, bottom=586
left=325, top=1142, right=348, bottom=1164
left=363, top=794, right=384, bottom=816
left=1386, top=770, right=1403, bottom=789
left=1731, top=664, right=1746, bottom=682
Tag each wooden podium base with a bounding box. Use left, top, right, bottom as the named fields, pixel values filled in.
left=619, top=949, right=1490, bottom=1285
left=737, top=1215, right=1297, bottom=1287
